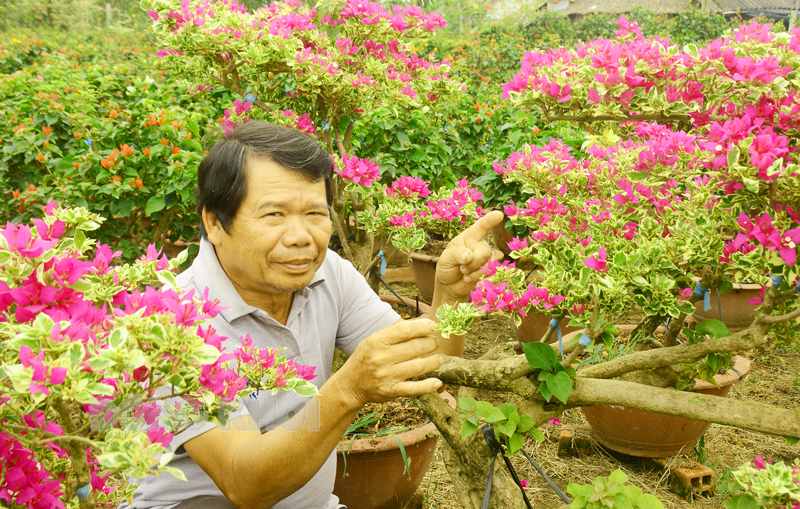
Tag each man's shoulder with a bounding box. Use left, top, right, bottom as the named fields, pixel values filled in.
left=174, top=264, right=196, bottom=291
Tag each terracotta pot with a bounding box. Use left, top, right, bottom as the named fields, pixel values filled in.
left=580, top=336, right=751, bottom=458
left=333, top=392, right=456, bottom=509
left=491, top=222, right=516, bottom=256
left=512, top=314, right=580, bottom=344
left=408, top=252, right=439, bottom=304
left=379, top=294, right=431, bottom=318
left=690, top=283, right=762, bottom=332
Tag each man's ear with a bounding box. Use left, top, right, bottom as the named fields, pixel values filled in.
left=202, top=208, right=226, bottom=246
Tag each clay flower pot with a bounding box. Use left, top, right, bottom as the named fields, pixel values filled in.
left=512, top=314, right=580, bottom=345
left=333, top=392, right=456, bottom=509
left=690, top=283, right=762, bottom=332
left=408, top=252, right=439, bottom=304
left=573, top=323, right=751, bottom=457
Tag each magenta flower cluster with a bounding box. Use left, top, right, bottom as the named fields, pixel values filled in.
left=336, top=154, right=381, bottom=186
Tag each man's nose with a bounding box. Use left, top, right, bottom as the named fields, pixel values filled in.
left=282, top=216, right=313, bottom=246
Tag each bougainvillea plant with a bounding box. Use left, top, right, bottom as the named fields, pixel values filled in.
left=408, top=18, right=800, bottom=508
left=0, top=204, right=317, bottom=508
left=725, top=455, right=800, bottom=509
left=141, top=0, right=463, bottom=275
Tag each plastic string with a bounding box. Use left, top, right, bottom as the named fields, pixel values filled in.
left=772, top=274, right=785, bottom=288
left=243, top=92, right=256, bottom=103
left=519, top=449, right=572, bottom=504
left=76, top=483, right=91, bottom=499
left=578, top=333, right=592, bottom=347
left=377, top=248, right=387, bottom=276
left=693, top=282, right=712, bottom=312
left=549, top=319, right=563, bottom=357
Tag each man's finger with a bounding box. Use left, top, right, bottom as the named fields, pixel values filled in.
left=383, top=319, right=437, bottom=345
left=392, top=378, right=444, bottom=398
left=458, top=210, right=504, bottom=244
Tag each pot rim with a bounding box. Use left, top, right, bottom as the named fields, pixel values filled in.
left=408, top=252, right=441, bottom=263
left=378, top=294, right=432, bottom=315
left=336, top=391, right=455, bottom=454
left=689, top=277, right=762, bottom=291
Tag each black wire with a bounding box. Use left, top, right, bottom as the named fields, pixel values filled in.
left=371, top=269, right=421, bottom=317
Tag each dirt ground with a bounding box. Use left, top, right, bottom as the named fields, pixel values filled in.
left=378, top=271, right=800, bottom=509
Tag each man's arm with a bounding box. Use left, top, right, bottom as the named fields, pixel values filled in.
left=183, top=319, right=443, bottom=509
left=427, top=210, right=505, bottom=357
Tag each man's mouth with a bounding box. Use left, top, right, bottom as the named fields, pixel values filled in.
left=276, top=259, right=314, bottom=273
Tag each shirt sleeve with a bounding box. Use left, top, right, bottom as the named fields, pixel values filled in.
left=328, top=252, right=401, bottom=356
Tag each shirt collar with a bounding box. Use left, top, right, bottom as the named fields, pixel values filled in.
left=192, top=237, right=327, bottom=323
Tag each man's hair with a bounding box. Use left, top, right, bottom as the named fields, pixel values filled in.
left=197, top=120, right=333, bottom=239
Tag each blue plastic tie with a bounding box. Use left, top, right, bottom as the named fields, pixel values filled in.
left=578, top=333, right=592, bottom=347
left=693, top=282, right=712, bottom=312
left=76, top=483, right=91, bottom=499
left=243, top=92, right=256, bottom=103
left=772, top=275, right=785, bottom=288
left=377, top=248, right=387, bottom=276
left=321, top=121, right=331, bottom=132
left=349, top=120, right=355, bottom=126
left=85, top=139, right=92, bottom=148
left=796, top=282, right=800, bottom=293
left=549, top=319, right=562, bottom=357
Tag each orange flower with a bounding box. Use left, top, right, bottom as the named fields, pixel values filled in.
left=12, top=190, right=20, bottom=199
left=111, top=175, right=121, bottom=183
left=160, top=138, right=169, bottom=146
left=144, top=147, right=151, bottom=157
left=184, top=133, right=191, bottom=139
left=474, top=103, right=480, bottom=111
left=72, top=162, right=80, bottom=169
left=38, top=91, right=46, bottom=99
left=109, top=110, right=118, bottom=119
left=121, top=144, right=134, bottom=157
left=486, top=111, right=492, bottom=118
left=172, top=146, right=181, bottom=155
left=532, top=127, right=541, bottom=134
left=27, top=184, right=36, bottom=192
left=74, top=132, right=82, bottom=139
left=43, top=141, right=49, bottom=148
left=49, top=92, right=56, bottom=100
left=42, top=126, right=52, bottom=136
left=476, top=117, right=482, bottom=124
left=36, top=154, right=44, bottom=162
left=174, top=161, right=181, bottom=167
left=132, top=178, right=143, bottom=189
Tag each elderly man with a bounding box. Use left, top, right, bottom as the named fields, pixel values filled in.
left=126, top=121, right=502, bottom=509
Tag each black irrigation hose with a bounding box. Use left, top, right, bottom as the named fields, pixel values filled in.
left=520, top=449, right=572, bottom=505
left=371, top=269, right=421, bottom=317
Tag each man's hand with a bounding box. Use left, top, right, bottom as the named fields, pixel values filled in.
left=435, top=210, right=505, bottom=302
left=335, top=319, right=444, bottom=408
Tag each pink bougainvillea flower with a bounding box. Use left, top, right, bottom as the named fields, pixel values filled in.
left=753, top=455, right=767, bottom=470
left=547, top=417, right=560, bottom=426
left=336, top=155, right=380, bottom=186
left=146, top=424, right=174, bottom=448
left=389, top=213, right=414, bottom=227
left=507, top=236, right=528, bottom=252
left=583, top=247, right=608, bottom=272
left=386, top=176, right=429, bottom=198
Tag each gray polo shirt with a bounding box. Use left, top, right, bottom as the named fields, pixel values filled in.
left=124, top=238, right=399, bottom=509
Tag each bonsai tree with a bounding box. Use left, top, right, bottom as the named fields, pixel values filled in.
left=140, top=0, right=462, bottom=277
left=0, top=204, right=318, bottom=508
left=414, top=18, right=800, bottom=508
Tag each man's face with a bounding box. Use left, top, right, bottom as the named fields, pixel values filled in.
left=206, top=157, right=331, bottom=299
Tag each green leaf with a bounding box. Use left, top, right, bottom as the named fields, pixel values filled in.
left=108, top=328, right=128, bottom=349
left=783, top=436, right=799, bottom=445
left=539, top=380, right=553, bottom=402
left=0, top=251, right=11, bottom=265
left=522, top=342, right=558, bottom=371
left=717, top=280, right=733, bottom=294
left=510, top=130, right=521, bottom=144
left=723, top=494, right=760, bottom=509
left=528, top=427, right=545, bottom=441
left=695, top=319, right=730, bottom=339
left=483, top=408, right=506, bottom=424
left=461, top=419, right=479, bottom=441
left=505, top=432, right=523, bottom=456
left=393, top=436, right=411, bottom=477
left=145, top=196, right=166, bottom=215
left=635, top=493, right=664, bottom=509
left=458, top=397, right=477, bottom=411
left=397, top=131, right=410, bottom=145
left=546, top=371, right=572, bottom=405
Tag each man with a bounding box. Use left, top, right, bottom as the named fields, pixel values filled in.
left=126, top=121, right=503, bottom=508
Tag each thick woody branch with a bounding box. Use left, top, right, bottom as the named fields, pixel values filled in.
left=570, top=378, right=800, bottom=439
left=760, top=307, right=800, bottom=324
left=428, top=355, right=532, bottom=391
left=577, top=326, right=767, bottom=380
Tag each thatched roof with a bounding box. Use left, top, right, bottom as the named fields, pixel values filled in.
left=708, top=0, right=798, bottom=12
left=552, top=0, right=691, bottom=15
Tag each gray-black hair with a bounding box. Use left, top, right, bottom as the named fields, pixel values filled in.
left=196, top=120, right=333, bottom=239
